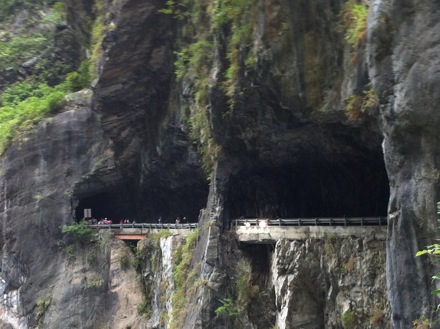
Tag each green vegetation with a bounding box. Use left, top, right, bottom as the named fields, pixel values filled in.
left=50, top=2, right=67, bottom=22
left=0, top=59, right=92, bottom=154
left=0, top=0, right=46, bottom=20
left=131, top=231, right=176, bottom=321
left=149, top=230, right=173, bottom=245
left=215, top=298, right=239, bottom=318
left=341, top=310, right=358, bottom=329
left=174, top=38, right=217, bottom=176
left=415, top=202, right=440, bottom=325
left=214, top=259, right=260, bottom=326
left=169, top=229, right=200, bottom=329
left=131, top=231, right=172, bottom=270
left=412, top=315, right=431, bottom=329
left=65, top=244, right=75, bottom=259
left=136, top=301, right=150, bottom=317
left=62, top=220, right=94, bottom=243
left=0, top=34, right=49, bottom=70
left=161, top=0, right=256, bottom=177
left=86, top=251, right=97, bottom=264
left=35, top=297, right=51, bottom=326
left=213, top=0, right=255, bottom=100
left=340, top=1, right=368, bottom=47
left=235, top=259, right=259, bottom=312
left=0, top=1, right=65, bottom=69
left=345, top=85, right=379, bottom=121
left=158, top=0, right=189, bottom=19
left=90, top=0, right=105, bottom=78
left=119, top=252, right=130, bottom=270
left=85, top=278, right=104, bottom=289
left=0, top=1, right=93, bottom=155
left=66, top=61, right=91, bottom=92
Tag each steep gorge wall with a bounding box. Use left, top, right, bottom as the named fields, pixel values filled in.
left=369, top=1, right=440, bottom=327
left=0, top=0, right=438, bottom=328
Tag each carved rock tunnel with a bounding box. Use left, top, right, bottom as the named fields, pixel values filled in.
left=225, top=154, right=389, bottom=221
left=73, top=178, right=209, bottom=224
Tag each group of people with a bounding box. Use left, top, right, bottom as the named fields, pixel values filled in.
left=86, top=216, right=188, bottom=225
left=157, top=216, right=188, bottom=224
left=85, top=218, right=135, bottom=225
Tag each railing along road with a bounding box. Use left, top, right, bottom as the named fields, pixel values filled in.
left=232, top=217, right=387, bottom=227
left=88, top=223, right=199, bottom=230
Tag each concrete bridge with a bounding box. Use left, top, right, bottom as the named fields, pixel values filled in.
left=232, top=217, right=387, bottom=244
left=88, top=217, right=387, bottom=243
left=89, top=223, right=198, bottom=240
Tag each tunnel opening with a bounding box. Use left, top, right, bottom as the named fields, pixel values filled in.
left=74, top=180, right=209, bottom=224
left=75, top=192, right=130, bottom=222
left=75, top=184, right=139, bottom=222
left=226, top=155, right=389, bottom=221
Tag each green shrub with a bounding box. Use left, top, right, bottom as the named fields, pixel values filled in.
left=215, top=298, right=239, bottom=318
left=341, top=310, right=358, bottom=329
left=2, top=81, right=38, bottom=106
left=136, top=302, right=149, bottom=315
left=158, top=0, right=189, bottom=19
left=86, top=251, right=97, bottom=264
left=212, top=0, right=255, bottom=100
left=0, top=0, right=46, bottom=20
left=90, top=0, right=105, bottom=78
left=65, top=244, right=75, bottom=258
left=169, top=229, right=200, bottom=329
left=36, top=297, right=51, bottom=324
left=0, top=81, right=69, bottom=154
left=66, top=61, right=91, bottom=91
left=119, top=252, right=130, bottom=270
left=131, top=257, right=140, bottom=270
left=149, top=230, right=173, bottom=246
left=412, top=315, right=431, bottom=329
left=345, top=85, right=379, bottom=121
left=85, top=278, right=104, bottom=289
left=416, top=202, right=440, bottom=324
left=0, top=33, right=49, bottom=70
left=50, top=2, right=66, bottom=21
left=341, top=2, right=368, bottom=47
left=0, top=0, right=16, bottom=17
left=236, top=259, right=259, bottom=313
left=62, top=220, right=94, bottom=243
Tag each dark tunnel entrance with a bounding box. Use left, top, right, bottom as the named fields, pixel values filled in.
left=226, top=156, right=389, bottom=221
left=74, top=181, right=209, bottom=224
left=75, top=191, right=132, bottom=222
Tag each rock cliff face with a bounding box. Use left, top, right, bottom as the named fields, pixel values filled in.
left=0, top=0, right=438, bottom=328
left=369, top=0, right=440, bottom=327
left=272, top=236, right=388, bottom=328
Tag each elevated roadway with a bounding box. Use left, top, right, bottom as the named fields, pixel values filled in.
left=232, top=217, right=387, bottom=244
left=87, top=217, right=387, bottom=243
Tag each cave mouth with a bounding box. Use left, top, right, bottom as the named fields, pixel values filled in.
left=74, top=181, right=209, bottom=224
left=75, top=191, right=131, bottom=222
left=226, top=156, right=389, bottom=221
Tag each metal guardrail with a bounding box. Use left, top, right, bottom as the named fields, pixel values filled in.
left=232, top=217, right=387, bottom=227
left=88, top=223, right=199, bottom=230
left=87, top=217, right=386, bottom=232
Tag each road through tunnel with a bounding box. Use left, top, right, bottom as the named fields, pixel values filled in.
left=225, top=155, right=389, bottom=221
left=73, top=179, right=209, bottom=224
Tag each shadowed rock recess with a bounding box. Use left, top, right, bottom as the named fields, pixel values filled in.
left=0, top=0, right=438, bottom=328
